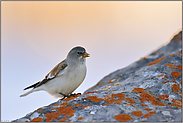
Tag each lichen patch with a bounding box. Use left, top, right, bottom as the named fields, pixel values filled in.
left=148, top=56, right=165, bottom=66
left=132, top=111, right=143, bottom=117
left=86, top=96, right=103, bottom=103
left=45, top=105, right=75, bottom=122
left=172, top=84, right=181, bottom=94
left=30, top=117, right=43, bottom=122
left=170, top=71, right=181, bottom=79
left=64, top=94, right=81, bottom=101
left=114, top=114, right=133, bottom=122
left=77, top=117, right=83, bottom=120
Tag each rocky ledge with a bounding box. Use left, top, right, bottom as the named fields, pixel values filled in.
left=13, top=31, right=182, bottom=122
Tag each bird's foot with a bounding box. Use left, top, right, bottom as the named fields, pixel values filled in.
left=67, top=93, right=81, bottom=98
left=59, top=92, right=69, bottom=100
left=59, top=92, right=81, bottom=100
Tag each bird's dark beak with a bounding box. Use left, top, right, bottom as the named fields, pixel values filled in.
left=82, top=53, right=90, bottom=57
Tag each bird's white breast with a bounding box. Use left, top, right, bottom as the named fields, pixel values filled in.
left=43, top=63, right=86, bottom=98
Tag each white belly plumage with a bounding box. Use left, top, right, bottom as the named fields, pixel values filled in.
left=43, top=64, right=86, bottom=98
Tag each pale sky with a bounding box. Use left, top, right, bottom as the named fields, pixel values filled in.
left=1, top=1, right=182, bottom=121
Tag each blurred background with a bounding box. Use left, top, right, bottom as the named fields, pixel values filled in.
left=1, top=1, right=182, bottom=121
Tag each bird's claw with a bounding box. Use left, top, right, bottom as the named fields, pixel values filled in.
left=59, top=92, right=81, bottom=100
left=67, top=93, right=81, bottom=97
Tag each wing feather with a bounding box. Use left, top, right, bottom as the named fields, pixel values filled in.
left=24, top=81, right=40, bottom=90
left=45, top=59, right=68, bottom=79
left=24, top=59, right=68, bottom=90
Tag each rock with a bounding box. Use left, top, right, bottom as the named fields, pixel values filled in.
left=12, top=31, right=182, bottom=122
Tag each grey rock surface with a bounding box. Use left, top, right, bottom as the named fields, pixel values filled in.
left=13, top=31, right=182, bottom=122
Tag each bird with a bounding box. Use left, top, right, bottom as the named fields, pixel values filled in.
left=20, top=46, right=90, bottom=99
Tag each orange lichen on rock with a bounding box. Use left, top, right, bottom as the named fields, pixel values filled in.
left=172, top=84, right=181, bottom=94
left=143, top=111, right=156, bottom=119
left=133, top=88, right=165, bottom=106
left=114, top=82, right=122, bottom=86
left=45, top=106, right=76, bottom=122
left=77, top=117, right=83, bottom=120
left=140, top=103, right=148, bottom=106
left=142, top=57, right=147, bottom=60
left=158, top=95, right=169, bottom=100
left=103, top=93, right=126, bottom=106
left=102, top=96, right=121, bottom=106
left=176, top=65, right=182, bottom=70
left=104, top=74, right=110, bottom=78
left=171, top=98, right=176, bottom=102
left=132, top=88, right=147, bottom=94
left=86, top=96, right=104, bottom=103
left=59, top=106, right=76, bottom=116
left=165, top=64, right=182, bottom=71
left=173, top=33, right=182, bottom=43
left=149, top=111, right=156, bottom=114
left=151, top=100, right=165, bottom=106
left=132, top=111, right=143, bottom=117
left=170, top=71, right=181, bottom=79
left=64, top=94, right=81, bottom=101
left=114, top=114, right=133, bottom=122
left=60, top=102, right=69, bottom=107
left=58, top=117, right=68, bottom=122
left=45, top=112, right=55, bottom=121
left=173, top=99, right=182, bottom=107
left=162, top=74, right=168, bottom=79
left=144, top=113, right=152, bottom=118
left=38, top=108, right=44, bottom=110
left=74, top=104, right=82, bottom=107
left=103, top=103, right=110, bottom=106
left=111, top=93, right=125, bottom=100
left=125, top=97, right=136, bottom=104
left=165, top=63, right=176, bottom=69
left=36, top=108, right=44, bottom=112
left=148, top=56, right=165, bottom=66
left=157, top=75, right=164, bottom=78
left=69, top=114, right=74, bottom=117
left=84, top=91, right=95, bottom=95
left=138, top=96, right=148, bottom=102
left=162, top=81, right=175, bottom=84
left=82, top=105, right=91, bottom=109
left=108, top=79, right=116, bottom=84
left=169, top=54, right=174, bottom=56
left=51, top=107, right=57, bottom=111
left=144, top=108, right=153, bottom=111
left=165, top=75, right=168, bottom=78
left=30, top=118, right=43, bottom=122
left=138, top=93, right=156, bottom=102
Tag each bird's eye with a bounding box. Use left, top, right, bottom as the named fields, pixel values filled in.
left=77, top=52, right=82, bottom=54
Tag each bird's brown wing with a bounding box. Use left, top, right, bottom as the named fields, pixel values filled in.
left=24, top=81, right=40, bottom=90
left=45, top=59, right=68, bottom=79
left=23, top=59, right=68, bottom=90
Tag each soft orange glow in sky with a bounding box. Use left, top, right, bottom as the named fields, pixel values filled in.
left=3, top=1, right=181, bottom=30
left=1, top=1, right=182, bottom=121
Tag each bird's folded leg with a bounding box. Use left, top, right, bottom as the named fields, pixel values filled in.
left=69, top=93, right=81, bottom=97
left=59, top=92, right=81, bottom=101
left=59, top=92, right=69, bottom=100
left=75, top=93, right=81, bottom=95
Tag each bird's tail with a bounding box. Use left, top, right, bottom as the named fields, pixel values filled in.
left=20, top=87, right=44, bottom=97
left=20, top=89, right=35, bottom=97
